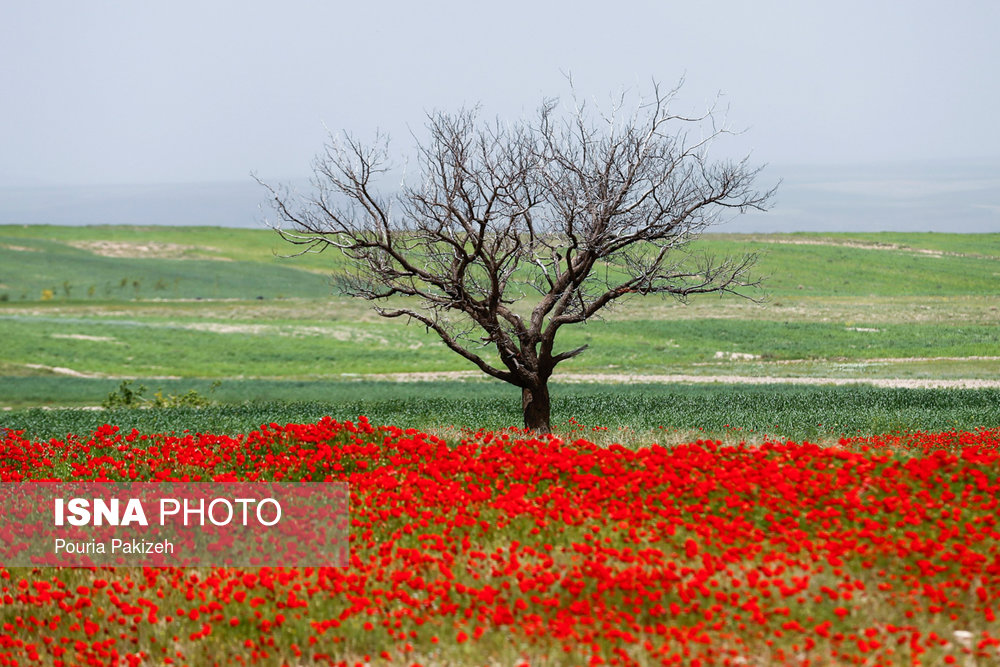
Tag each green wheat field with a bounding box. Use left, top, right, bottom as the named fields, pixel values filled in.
left=2, top=225, right=998, bottom=440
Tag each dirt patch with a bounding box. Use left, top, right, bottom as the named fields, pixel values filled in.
left=755, top=237, right=997, bottom=260
left=50, top=333, right=120, bottom=343
left=757, top=238, right=944, bottom=255
left=345, top=371, right=479, bottom=382
left=181, top=322, right=278, bottom=336
left=550, top=372, right=1000, bottom=389
left=714, top=351, right=760, bottom=360
left=68, top=241, right=230, bottom=260
left=343, top=370, right=1000, bottom=389
left=16, top=361, right=999, bottom=389
left=20, top=363, right=181, bottom=380
left=696, top=355, right=1000, bottom=366
left=1, top=244, right=42, bottom=252
left=22, top=363, right=106, bottom=378
left=179, top=322, right=388, bottom=343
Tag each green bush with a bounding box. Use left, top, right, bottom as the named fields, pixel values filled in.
left=101, top=380, right=220, bottom=409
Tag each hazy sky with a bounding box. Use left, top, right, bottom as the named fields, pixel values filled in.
left=2, top=0, right=998, bottom=187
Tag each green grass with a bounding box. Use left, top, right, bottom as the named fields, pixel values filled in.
left=1, top=306, right=996, bottom=382
left=0, top=224, right=350, bottom=269
left=751, top=231, right=1000, bottom=256
left=3, top=227, right=999, bottom=302
left=0, top=232, right=335, bottom=301
left=0, top=310, right=461, bottom=377
left=687, top=233, right=1000, bottom=297
left=6, top=383, right=1000, bottom=444
left=559, top=318, right=1000, bottom=369
left=3, top=226, right=1000, bottom=426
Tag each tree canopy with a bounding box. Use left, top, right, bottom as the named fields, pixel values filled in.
left=260, top=80, right=776, bottom=432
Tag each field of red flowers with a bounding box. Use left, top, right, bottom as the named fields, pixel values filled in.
left=1, top=419, right=1000, bottom=666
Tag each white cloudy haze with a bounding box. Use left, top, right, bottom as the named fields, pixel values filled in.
left=1, top=0, right=998, bottom=231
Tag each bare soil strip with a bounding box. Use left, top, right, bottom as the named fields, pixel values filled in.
left=49, top=333, right=120, bottom=343
left=694, top=355, right=1000, bottom=366
left=360, top=370, right=1000, bottom=389
left=17, top=365, right=1000, bottom=389
left=755, top=237, right=998, bottom=260
left=0, top=244, right=43, bottom=252
left=21, top=364, right=181, bottom=380
left=66, top=241, right=230, bottom=260
left=553, top=373, right=1000, bottom=389
left=22, top=363, right=99, bottom=378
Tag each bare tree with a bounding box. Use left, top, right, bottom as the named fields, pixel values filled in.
left=259, top=80, right=776, bottom=433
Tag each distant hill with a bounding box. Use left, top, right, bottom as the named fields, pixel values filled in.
left=1, top=160, right=998, bottom=232
left=733, top=160, right=1000, bottom=233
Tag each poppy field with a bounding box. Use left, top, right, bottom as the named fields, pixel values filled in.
left=1, top=419, right=999, bottom=666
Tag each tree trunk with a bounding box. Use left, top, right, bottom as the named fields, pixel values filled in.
left=522, top=382, right=552, bottom=434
